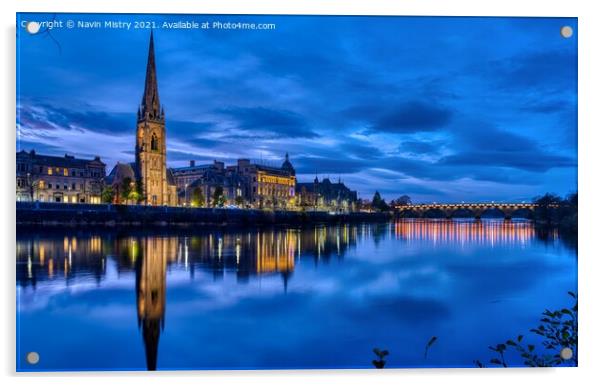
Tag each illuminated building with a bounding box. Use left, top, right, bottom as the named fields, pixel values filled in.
left=16, top=150, right=105, bottom=204
left=173, top=154, right=296, bottom=209
left=172, top=160, right=247, bottom=207
left=232, top=155, right=296, bottom=209
left=296, top=177, right=358, bottom=212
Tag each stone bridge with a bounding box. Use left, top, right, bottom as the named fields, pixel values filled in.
left=395, top=202, right=537, bottom=219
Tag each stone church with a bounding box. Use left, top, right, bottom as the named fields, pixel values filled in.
left=106, top=31, right=177, bottom=206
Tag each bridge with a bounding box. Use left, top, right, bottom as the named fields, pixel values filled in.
left=395, top=202, right=537, bottom=219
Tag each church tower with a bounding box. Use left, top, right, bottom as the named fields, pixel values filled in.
left=136, top=30, right=169, bottom=206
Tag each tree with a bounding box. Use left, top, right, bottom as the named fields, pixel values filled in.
left=191, top=187, right=205, bottom=207
left=393, top=195, right=412, bottom=206
left=135, top=179, right=145, bottom=204
left=212, top=186, right=225, bottom=207
left=533, top=193, right=563, bottom=225
left=120, top=177, right=133, bottom=204
left=128, top=190, right=140, bottom=203
left=101, top=186, right=115, bottom=203
left=371, top=191, right=389, bottom=212
left=234, top=195, right=244, bottom=207
left=559, top=193, right=577, bottom=233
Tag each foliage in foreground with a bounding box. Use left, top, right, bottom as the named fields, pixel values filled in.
left=372, top=348, right=389, bottom=369
left=475, top=291, right=578, bottom=368
left=372, top=336, right=437, bottom=368
left=370, top=292, right=577, bottom=369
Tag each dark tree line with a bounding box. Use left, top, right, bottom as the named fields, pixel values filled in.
left=533, top=192, right=577, bottom=233
left=366, top=192, right=412, bottom=212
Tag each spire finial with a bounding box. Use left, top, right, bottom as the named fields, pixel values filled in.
left=140, top=29, right=162, bottom=121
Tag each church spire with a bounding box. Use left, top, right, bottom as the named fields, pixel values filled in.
left=140, top=30, right=163, bottom=121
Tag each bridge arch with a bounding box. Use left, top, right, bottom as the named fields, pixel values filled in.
left=447, top=208, right=475, bottom=218
left=508, top=207, right=534, bottom=219
left=422, top=208, right=447, bottom=218
left=399, top=209, right=422, bottom=218
left=479, top=207, right=507, bottom=219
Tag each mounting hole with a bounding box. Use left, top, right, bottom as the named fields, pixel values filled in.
left=25, top=21, right=41, bottom=35
left=560, top=26, right=573, bottom=38
left=26, top=351, right=40, bottom=365
left=560, top=347, right=573, bottom=360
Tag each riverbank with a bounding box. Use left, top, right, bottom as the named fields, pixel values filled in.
left=16, top=202, right=392, bottom=227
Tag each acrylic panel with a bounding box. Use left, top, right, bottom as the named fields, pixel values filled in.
left=16, top=13, right=578, bottom=371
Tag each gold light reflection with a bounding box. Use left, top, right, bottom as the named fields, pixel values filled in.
left=39, top=245, right=45, bottom=266
left=255, top=230, right=296, bottom=274
left=394, top=220, right=538, bottom=246
left=48, top=258, right=54, bottom=278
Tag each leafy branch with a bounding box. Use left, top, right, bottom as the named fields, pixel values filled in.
left=372, top=347, right=389, bottom=369
left=477, top=291, right=577, bottom=367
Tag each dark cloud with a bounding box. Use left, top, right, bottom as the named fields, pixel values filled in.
left=16, top=140, right=64, bottom=155
left=370, top=101, right=453, bottom=134
left=295, top=156, right=368, bottom=174
left=217, top=106, right=318, bottom=139
left=488, top=50, right=577, bottom=92
left=439, top=151, right=575, bottom=172
left=519, top=99, right=572, bottom=114
left=18, top=102, right=133, bottom=135
left=338, top=142, right=384, bottom=160
left=400, top=140, right=445, bottom=155
left=167, top=120, right=220, bottom=141
left=439, top=122, right=576, bottom=172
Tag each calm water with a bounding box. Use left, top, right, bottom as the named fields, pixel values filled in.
left=16, top=220, right=577, bottom=371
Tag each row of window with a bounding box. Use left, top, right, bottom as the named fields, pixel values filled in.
left=31, top=194, right=100, bottom=204
left=258, top=186, right=294, bottom=197
left=16, top=164, right=103, bottom=178
left=38, top=181, right=84, bottom=191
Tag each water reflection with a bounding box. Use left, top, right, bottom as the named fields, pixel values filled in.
left=17, top=225, right=359, bottom=370
left=16, top=220, right=574, bottom=370
left=135, top=238, right=173, bottom=370
left=394, top=219, right=547, bottom=245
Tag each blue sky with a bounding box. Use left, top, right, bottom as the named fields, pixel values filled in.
left=16, top=14, right=577, bottom=202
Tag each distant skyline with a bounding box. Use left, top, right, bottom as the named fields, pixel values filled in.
left=16, top=14, right=577, bottom=202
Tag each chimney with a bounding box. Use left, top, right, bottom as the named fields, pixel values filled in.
left=190, top=160, right=195, bottom=167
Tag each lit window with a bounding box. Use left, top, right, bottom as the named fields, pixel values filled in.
left=63, top=168, right=68, bottom=176
left=47, top=168, right=53, bottom=175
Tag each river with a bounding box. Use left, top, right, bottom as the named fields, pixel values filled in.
left=16, top=219, right=577, bottom=370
